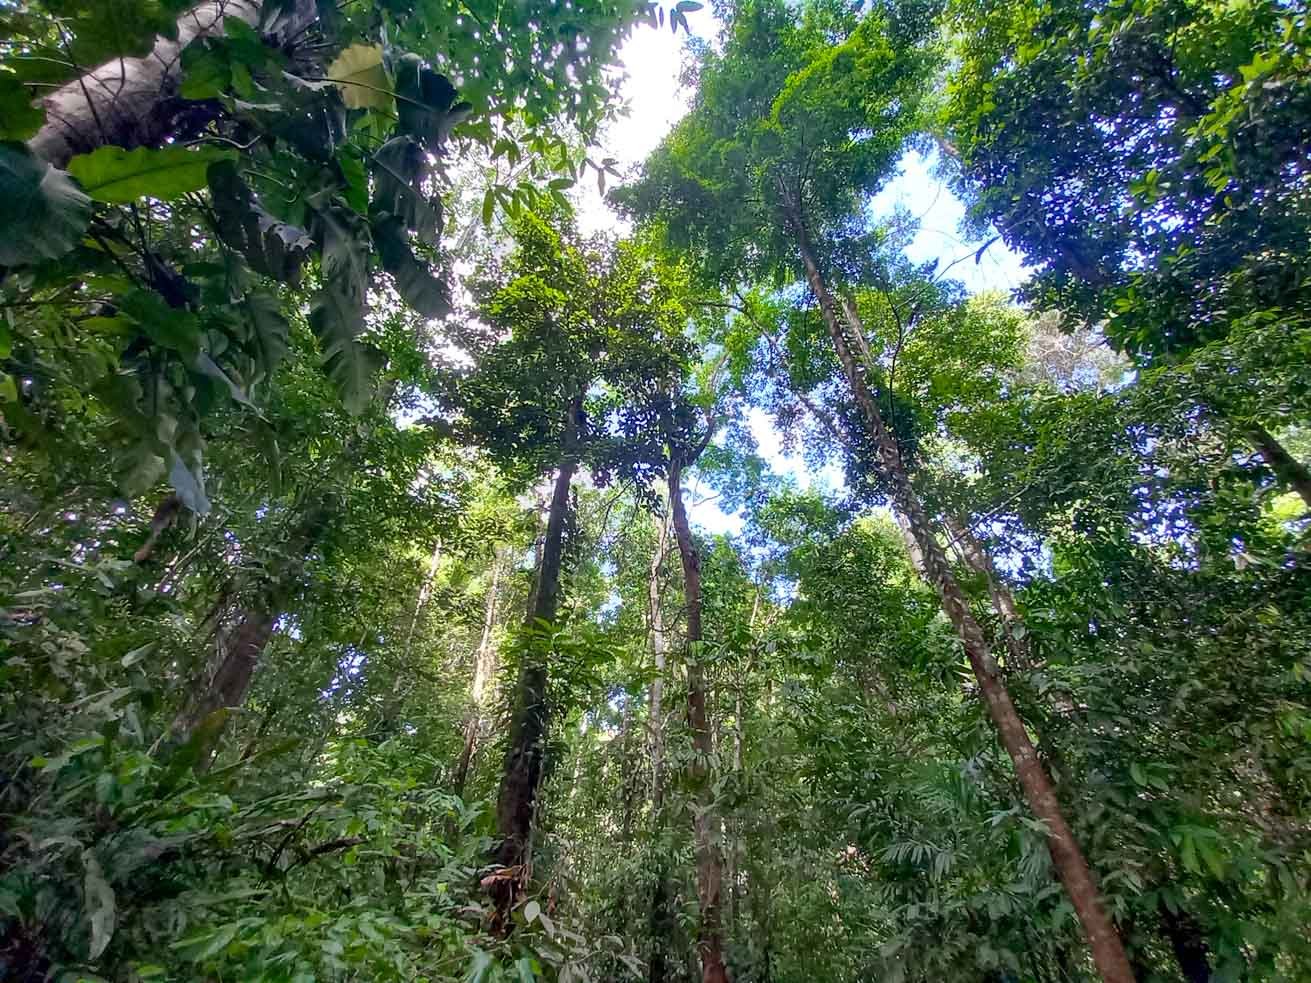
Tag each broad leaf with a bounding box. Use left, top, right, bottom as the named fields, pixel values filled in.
left=327, top=44, right=391, bottom=110
left=209, top=160, right=311, bottom=282
left=83, top=853, right=116, bottom=960
left=167, top=447, right=211, bottom=514
left=374, top=216, right=451, bottom=317
left=371, top=136, right=442, bottom=244
left=310, top=281, right=381, bottom=414
left=68, top=145, right=235, bottom=204
left=0, top=74, right=42, bottom=139
left=0, top=142, right=91, bottom=265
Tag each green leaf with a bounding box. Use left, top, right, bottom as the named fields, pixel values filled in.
left=371, top=136, right=442, bottom=244
left=395, top=54, right=471, bottom=149
left=167, top=449, right=211, bottom=514
left=0, top=374, right=17, bottom=403
left=0, top=75, right=43, bottom=140
left=327, top=44, right=392, bottom=110
left=241, top=291, right=289, bottom=381
left=0, top=142, right=92, bottom=266
left=118, top=289, right=203, bottom=360
left=179, top=41, right=231, bottom=100
left=83, top=853, right=116, bottom=960
left=208, top=161, right=311, bottom=283
left=374, top=216, right=451, bottom=317
left=172, top=921, right=239, bottom=960
left=310, top=282, right=382, bottom=415
left=515, top=956, right=538, bottom=983
left=482, top=188, right=496, bottom=226
left=466, top=948, right=493, bottom=983
left=193, top=352, right=255, bottom=408
left=120, top=642, right=156, bottom=668
left=68, top=145, right=235, bottom=204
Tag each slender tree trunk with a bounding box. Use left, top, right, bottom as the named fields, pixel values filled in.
left=649, top=507, right=671, bottom=813
left=490, top=396, right=581, bottom=920
left=782, top=201, right=1134, bottom=983
left=647, top=507, right=673, bottom=983
left=669, top=460, right=731, bottom=983
left=171, top=497, right=329, bottom=765
left=174, top=606, right=277, bottom=752
left=453, top=548, right=505, bottom=797
left=1159, top=901, right=1211, bottom=983
left=1246, top=425, right=1311, bottom=508
left=29, top=0, right=317, bottom=167
left=944, top=515, right=1034, bottom=671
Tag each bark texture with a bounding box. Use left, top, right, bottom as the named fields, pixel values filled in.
left=1247, top=425, right=1311, bottom=509
left=30, top=1, right=269, bottom=167
left=782, top=199, right=1134, bottom=983
left=670, top=460, right=731, bottom=983
left=491, top=397, right=581, bottom=919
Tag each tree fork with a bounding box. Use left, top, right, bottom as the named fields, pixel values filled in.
left=784, top=203, right=1134, bottom=983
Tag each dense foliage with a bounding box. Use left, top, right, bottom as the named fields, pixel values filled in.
left=2, top=0, right=1308, bottom=982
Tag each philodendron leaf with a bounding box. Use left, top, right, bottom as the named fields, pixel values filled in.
left=371, top=136, right=442, bottom=244
left=0, top=142, right=91, bottom=266
left=84, top=852, right=116, bottom=960
left=309, top=281, right=383, bottom=414
left=327, top=44, right=391, bottom=110
left=374, top=216, right=451, bottom=317
left=68, top=145, right=235, bottom=203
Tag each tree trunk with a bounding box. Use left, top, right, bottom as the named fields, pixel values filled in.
left=453, top=547, right=505, bottom=798
left=490, top=396, right=581, bottom=919
left=171, top=496, right=329, bottom=765
left=649, top=508, right=671, bottom=813
left=1246, top=425, right=1311, bottom=509
left=647, top=507, right=673, bottom=983
left=782, top=201, right=1133, bottom=983
left=669, top=459, right=732, bottom=983
left=174, top=605, right=277, bottom=755
left=29, top=0, right=316, bottom=167
left=1159, top=901, right=1212, bottom=983
left=944, top=515, right=1034, bottom=671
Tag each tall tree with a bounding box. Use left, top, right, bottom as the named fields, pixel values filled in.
left=620, top=2, right=1135, bottom=978
left=943, top=0, right=1311, bottom=506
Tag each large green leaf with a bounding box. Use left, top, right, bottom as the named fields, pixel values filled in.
left=83, top=853, right=116, bottom=960
left=0, top=74, right=43, bottom=140
left=241, top=290, right=290, bottom=383
left=309, top=281, right=381, bottom=414
left=371, top=136, right=442, bottom=244
left=209, top=160, right=311, bottom=283
left=327, top=43, right=392, bottom=110
left=374, top=216, right=451, bottom=317
left=394, top=54, right=472, bottom=150
left=0, top=142, right=91, bottom=266
left=68, top=145, right=235, bottom=204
